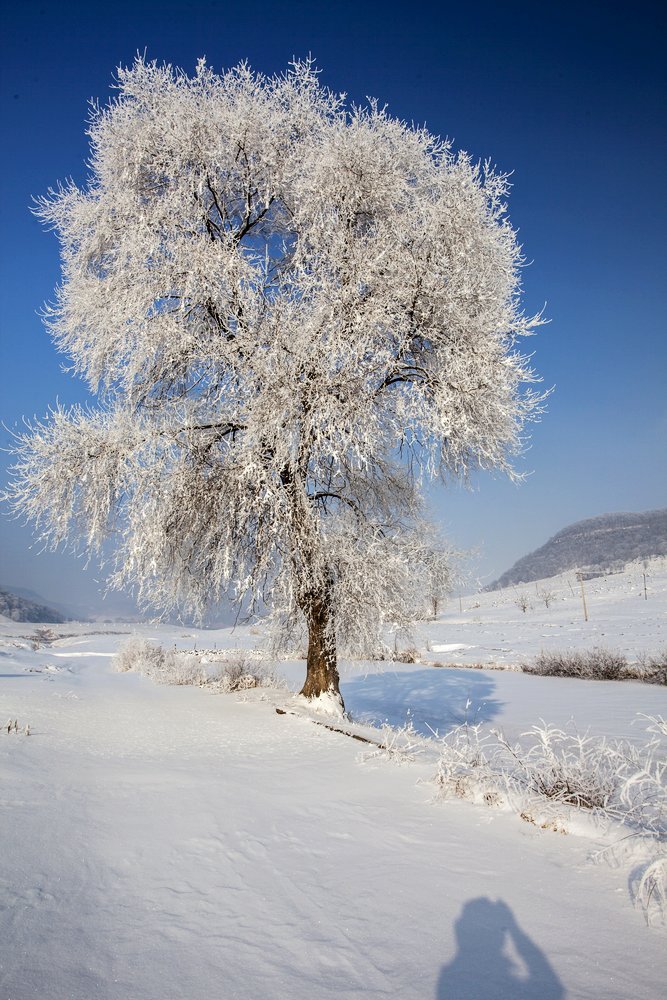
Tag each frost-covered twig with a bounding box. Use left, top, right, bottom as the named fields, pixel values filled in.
left=4, top=719, right=30, bottom=735
left=361, top=720, right=427, bottom=765
left=634, top=856, right=667, bottom=926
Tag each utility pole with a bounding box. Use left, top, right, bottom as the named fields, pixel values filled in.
left=577, top=572, right=589, bottom=622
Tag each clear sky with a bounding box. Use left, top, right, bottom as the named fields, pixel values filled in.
left=1, top=0, right=665, bottom=614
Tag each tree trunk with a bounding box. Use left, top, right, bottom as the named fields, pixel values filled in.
left=299, top=589, right=344, bottom=711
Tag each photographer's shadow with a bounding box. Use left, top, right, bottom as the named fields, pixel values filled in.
left=437, top=898, right=565, bottom=999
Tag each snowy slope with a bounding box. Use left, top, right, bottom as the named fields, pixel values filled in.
left=1, top=563, right=666, bottom=999
left=420, top=557, right=666, bottom=670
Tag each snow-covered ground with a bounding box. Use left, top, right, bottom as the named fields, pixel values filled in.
left=1, top=561, right=666, bottom=998
left=421, top=558, right=666, bottom=668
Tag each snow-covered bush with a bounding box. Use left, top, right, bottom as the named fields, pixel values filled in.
left=29, top=626, right=60, bottom=649
left=436, top=720, right=616, bottom=817
left=114, top=637, right=167, bottom=675
left=391, top=645, right=421, bottom=664
left=435, top=717, right=666, bottom=828
left=113, top=639, right=282, bottom=693
left=361, top=720, right=426, bottom=765
left=537, top=588, right=556, bottom=608
left=433, top=723, right=505, bottom=806
left=523, top=648, right=666, bottom=684
left=634, top=649, right=667, bottom=685
left=495, top=724, right=619, bottom=810
left=4, top=719, right=31, bottom=736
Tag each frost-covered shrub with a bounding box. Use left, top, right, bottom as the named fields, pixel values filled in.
left=524, top=648, right=667, bottom=684
left=114, top=637, right=166, bottom=675
left=434, top=717, right=667, bottom=828
left=537, top=588, right=556, bottom=608
left=616, top=716, right=667, bottom=837
left=495, top=724, right=619, bottom=810
left=361, top=720, right=426, bottom=765
left=208, top=655, right=276, bottom=692
left=434, top=724, right=505, bottom=805
left=524, top=648, right=625, bottom=680
left=634, top=649, right=667, bottom=686
left=391, top=645, right=421, bottom=664
left=4, top=719, right=31, bottom=736
left=113, top=639, right=282, bottom=692
left=29, top=626, right=61, bottom=649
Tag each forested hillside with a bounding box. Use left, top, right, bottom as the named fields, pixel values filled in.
left=0, top=588, right=68, bottom=623
left=487, top=509, right=667, bottom=590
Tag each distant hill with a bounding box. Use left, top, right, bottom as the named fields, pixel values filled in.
left=0, top=584, right=97, bottom=622
left=0, top=588, right=70, bottom=623
left=487, top=509, right=667, bottom=590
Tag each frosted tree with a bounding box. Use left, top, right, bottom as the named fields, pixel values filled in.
left=7, top=58, right=544, bottom=711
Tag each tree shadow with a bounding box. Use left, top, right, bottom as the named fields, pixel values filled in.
left=437, top=898, right=565, bottom=999
left=342, top=667, right=502, bottom=735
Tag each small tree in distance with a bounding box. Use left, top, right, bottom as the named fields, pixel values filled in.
left=7, top=58, right=545, bottom=712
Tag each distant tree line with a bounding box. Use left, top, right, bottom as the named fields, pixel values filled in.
left=0, top=589, right=67, bottom=623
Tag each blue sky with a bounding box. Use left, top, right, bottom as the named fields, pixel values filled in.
left=1, top=0, right=665, bottom=614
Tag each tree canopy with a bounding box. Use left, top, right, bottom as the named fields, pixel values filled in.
left=8, top=58, right=544, bottom=708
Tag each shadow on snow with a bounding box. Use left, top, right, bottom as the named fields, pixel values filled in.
left=437, top=898, right=565, bottom=999
left=342, top=667, right=503, bottom=736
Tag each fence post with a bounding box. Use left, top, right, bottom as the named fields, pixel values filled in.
left=577, top=572, right=589, bottom=622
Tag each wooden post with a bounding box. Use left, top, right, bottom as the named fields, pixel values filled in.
left=577, top=573, right=588, bottom=622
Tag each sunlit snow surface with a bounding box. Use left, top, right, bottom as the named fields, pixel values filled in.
left=1, top=561, right=665, bottom=998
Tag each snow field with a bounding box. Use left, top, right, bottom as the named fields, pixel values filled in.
left=416, top=559, right=666, bottom=671
left=1, top=563, right=666, bottom=999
